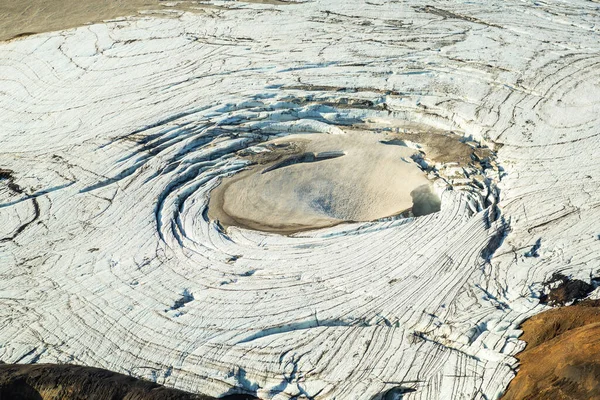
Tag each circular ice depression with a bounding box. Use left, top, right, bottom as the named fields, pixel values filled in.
left=208, top=130, right=442, bottom=234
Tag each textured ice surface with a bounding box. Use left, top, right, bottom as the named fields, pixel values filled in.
left=1, top=1, right=600, bottom=399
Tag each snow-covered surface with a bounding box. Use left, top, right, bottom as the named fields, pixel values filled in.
left=1, top=1, right=600, bottom=399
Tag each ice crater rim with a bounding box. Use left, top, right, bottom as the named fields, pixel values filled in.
left=131, top=93, right=503, bottom=241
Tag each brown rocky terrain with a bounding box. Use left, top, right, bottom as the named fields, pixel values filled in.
left=501, top=299, right=600, bottom=400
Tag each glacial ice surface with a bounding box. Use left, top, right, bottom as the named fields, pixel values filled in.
left=1, top=1, right=600, bottom=399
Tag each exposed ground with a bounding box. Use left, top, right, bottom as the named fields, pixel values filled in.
left=0, top=0, right=275, bottom=42
left=0, top=363, right=258, bottom=400
left=0, top=0, right=164, bottom=41
left=208, top=125, right=496, bottom=234
left=501, top=300, right=600, bottom=400
left=208, top=130, right=436, bottom=234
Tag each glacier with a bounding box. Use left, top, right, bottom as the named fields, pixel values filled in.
left=1, top=0, right=600, bottom=399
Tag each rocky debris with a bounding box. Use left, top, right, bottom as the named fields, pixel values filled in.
left=539, top=273, right=597, bottom=306
left=0, top=168, right=22, bottom=193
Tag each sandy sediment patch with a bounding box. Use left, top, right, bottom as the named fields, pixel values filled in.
left=0, top=0, right=164, bottom=41
left=208, top=130, right=438, bottom=234
left=208, top=122, right=497, bottom=234
left=0, top=0, right=266, bottom=42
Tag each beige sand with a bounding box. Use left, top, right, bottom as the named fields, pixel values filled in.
left=0, top=0, right=163, bottom=41
left=209, top=130, right=438, bottom=234
left=0, top=0, right=289, bottom=42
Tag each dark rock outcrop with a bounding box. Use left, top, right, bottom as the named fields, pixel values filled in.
left=0, top=364, right=258, bottom=400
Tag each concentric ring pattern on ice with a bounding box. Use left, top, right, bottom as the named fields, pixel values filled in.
left=1, top=1, right=600, bottom=399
